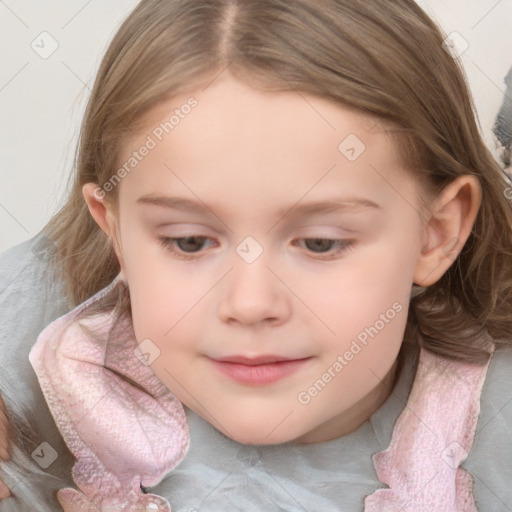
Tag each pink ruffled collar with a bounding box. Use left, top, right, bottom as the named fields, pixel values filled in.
left=30, top=275, right=189, bottom=511
left=29, top=275, right=493, bottom=511
left=365, top=340, right=493, bottom=511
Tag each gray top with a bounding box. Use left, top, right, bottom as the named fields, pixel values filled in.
left=0, top=233, right=511, bottom=512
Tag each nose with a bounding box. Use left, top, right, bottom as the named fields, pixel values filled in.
left=217, top=251, right=291, bottom=327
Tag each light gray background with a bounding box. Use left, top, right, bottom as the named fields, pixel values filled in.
left=1, top=0, right=511, bottom=253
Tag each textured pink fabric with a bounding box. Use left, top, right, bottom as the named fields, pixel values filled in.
left=29, top=276, right=190, bottom=511
left=365, top=344, right=493, bottom=512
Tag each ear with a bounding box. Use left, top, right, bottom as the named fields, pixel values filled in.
left=413, top=175, right=481, bottom=287
left=82, top=183, right=127, bottom=276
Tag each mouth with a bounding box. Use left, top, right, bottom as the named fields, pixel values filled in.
left=208, top=355, right=312, bottom=386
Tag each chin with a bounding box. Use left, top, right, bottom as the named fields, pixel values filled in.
left=217, top=419, right=301, bottom=446
left=225, top=431, right=293, bottom=446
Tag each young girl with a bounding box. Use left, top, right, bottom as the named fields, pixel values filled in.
left=1, top=0, right=511, bottom=510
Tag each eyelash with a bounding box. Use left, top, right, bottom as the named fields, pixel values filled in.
left=158, top=236, right=355, bottom=261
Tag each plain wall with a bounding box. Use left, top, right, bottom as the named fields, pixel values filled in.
left=1, top=0, right=511, bottom=253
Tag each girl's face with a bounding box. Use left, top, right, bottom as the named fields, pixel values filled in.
left=107, top=74, right=427, bottom=445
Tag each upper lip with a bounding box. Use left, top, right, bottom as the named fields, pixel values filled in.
left=211, top=355, right=309, bottom=366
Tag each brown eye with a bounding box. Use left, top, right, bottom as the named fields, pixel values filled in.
left=174, top=236, right=208, bottom=253
left=295, top=238, right=355, bottom=259
left=304, top=238, right=336, bottom=253
left=159, top=236, right=216, bottom=260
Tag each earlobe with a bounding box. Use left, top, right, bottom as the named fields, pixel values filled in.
left=413, top=175, right=481, bottom=287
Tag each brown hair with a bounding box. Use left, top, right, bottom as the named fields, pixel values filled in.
left=43, top=0, right=512, bottom=364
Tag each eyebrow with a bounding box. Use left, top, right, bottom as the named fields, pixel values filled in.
left=137, top=194, right=381, bottom=219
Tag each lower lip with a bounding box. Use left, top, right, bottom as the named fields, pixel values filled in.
left=209, top=358, right=311, bottom=386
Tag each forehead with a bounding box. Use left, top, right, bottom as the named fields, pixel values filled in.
left=126, top=74, right=395, bottom=154
left=116, top=74, right=417, bottom=213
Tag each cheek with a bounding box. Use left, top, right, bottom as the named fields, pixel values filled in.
left=128, top=272, right=201, bottom=347
left=118, top=224, right=177, bottom=339
left=323, top=244, right=415, bottom=334
left=316, top=237, right=416, bottom=368
left=347, top=233, right=417, bottom=357
left=122, top=244, right=215, bottom=353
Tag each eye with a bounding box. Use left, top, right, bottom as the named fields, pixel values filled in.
left=159, top=236, right=215, bottom=260
left=294, top=238, right=355, bottom=259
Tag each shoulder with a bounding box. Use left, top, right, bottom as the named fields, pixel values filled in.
left=464, top=345, right=512, bottom=510
left=0, top=233, right=76, bottom=509
left=478, top=345, right=512, bottom=432
left=0, top=232, right=68, bottom=308
left=0, top=232, right=70, bottom=359
left=0, top=233, right=70, bottom=415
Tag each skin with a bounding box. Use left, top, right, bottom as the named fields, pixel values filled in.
left=0, top=72, right=482, bottom=500
left=84, top=73, right=480, bottom=446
